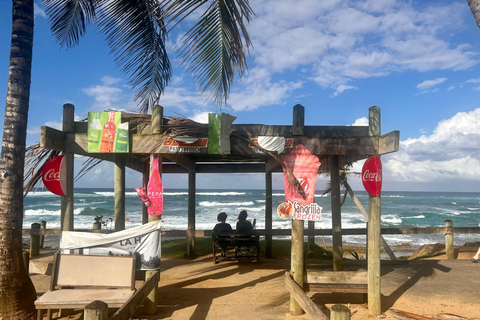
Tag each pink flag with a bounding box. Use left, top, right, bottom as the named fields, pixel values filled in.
left=282, top=144, right=320, bottom=205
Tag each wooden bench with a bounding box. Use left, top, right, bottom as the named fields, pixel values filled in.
left=35, top=253, right=159, bottom=320
left=304, top=270, right=368, bottom=302
left=212, top=232, right=260, bottom=264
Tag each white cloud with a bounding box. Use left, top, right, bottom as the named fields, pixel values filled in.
left=331, top=84, right=357, bottom=97
left=82, top=77, right=127, bottom=110
left=34, top=3, right=47, bottom=18
left=190, top=112, right=209, bottom=124
left=351, top=117, right=368, bottom=126
left=244, top=1, right=476, bottom=99
left=416, top=78, right=447, bottom=90
left=382, top=108, right=480, bottom=183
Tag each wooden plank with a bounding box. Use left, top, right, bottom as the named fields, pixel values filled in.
left=284, top=272, right=328, bottom=320
left=114, top=155, right=126, bottom=231
left=111, top=270, right=160, bottom=320
left=62, top=104, right=75, bottom=232
left=265, top=171, right=273, bottom=258
left=305, top=284, right=367, bottom=293
left=40, top=126, right=65, bottom=150
left=305, top=271, right=367, bottom=284
left=56, top=255, right=134, bottom=288
left=187, top=171, right=196, bottom=258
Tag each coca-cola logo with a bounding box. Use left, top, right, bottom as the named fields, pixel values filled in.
left=362, top=156, right=382, bottom=196
left=362, top=169, right=382, bottom=182
left=43, top=169, right=60, bottom=181
left=41, top=155, right=66, bottom=196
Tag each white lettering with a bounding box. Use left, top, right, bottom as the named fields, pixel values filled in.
left=362, top=169, right=382, bottom=182
left=43, top=169, right=60, bottom=182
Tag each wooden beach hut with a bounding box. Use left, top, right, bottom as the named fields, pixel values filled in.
left=40, top=103, right=399, bottom=316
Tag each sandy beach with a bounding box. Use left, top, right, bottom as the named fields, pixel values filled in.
left=29, top=241, right=480, bottom=320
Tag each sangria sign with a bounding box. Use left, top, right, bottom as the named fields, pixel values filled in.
left=362, top=156, right=382, bottom=196
left=277, top=201, right=322, bottom=221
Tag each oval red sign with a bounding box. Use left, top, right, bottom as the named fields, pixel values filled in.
left=362, top=156, right=382, bottom=197
left=42, top=155, right=66, bottom=196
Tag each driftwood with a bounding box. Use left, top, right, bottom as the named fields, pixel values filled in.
left=388, top=309, right=474, bottom=320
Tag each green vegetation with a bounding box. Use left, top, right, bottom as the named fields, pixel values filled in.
left=161, top=237, right=334, bottom=260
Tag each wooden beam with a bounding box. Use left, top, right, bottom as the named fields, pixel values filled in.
left=114, top=155, right=126, bottom=231
left=378, top=131, right=400, bottom=155
left=265, top=171, right=273, bottom=258
left=290, top=219, right=305, bottom=315
left=187, top=172, right=196, bottom=258
left=164, top=154, right=195, bottom=172
left=110, top=270, right=160, bottom=320
left=265, top=158, right=281, bottom=172
left=284, top=272, right=328, bottom=320
left=40, top=126, right=64, bottom=150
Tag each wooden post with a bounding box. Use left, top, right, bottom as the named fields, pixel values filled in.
left=84, top=300, right=108, bottom=320
left=61, top=103, right=75, bottom=231
left=93, top=221, right=101, bottom=233
left=142, top=162, right=149, bottom=224
left=445, top=220, right=454, bottom=259
left=367, top=106, right=381, bottom=316
left=30, top=223, right=40, bottom=258
left=290, top=103, right=306, bottom=315
left=307, top=221, right=315, bottom=258
left=293, top=104, right=305, bottom=135
left=187, top=171, right=196, bottom=258
left=39, top=220, right=46, bottom=248
left=330, top=155, right=343, bottom=271
left=145, top=104, right=163, bottom=315
left=290, top=219, right=304, bottom=315
left=114, top=154, right=126, bottom=231
left=331, top=304, right=350, bottom=320
left=265, top=170, right=273, bottom=258
left=23, top=251, right=29, bottom=273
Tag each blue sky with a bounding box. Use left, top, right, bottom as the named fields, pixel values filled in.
left=2, top=0, right=480, bottom=192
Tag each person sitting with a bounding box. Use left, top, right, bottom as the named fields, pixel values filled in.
left=213, top=212, right=233, bottom=257
left=236, top=210, right=253, bottom=233
left=236, top=210, right=254, bottom=256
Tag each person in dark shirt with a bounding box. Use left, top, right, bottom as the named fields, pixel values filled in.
left=236, top=210, right=253, bottom=233
left=213, top=212, right=233, bottom=257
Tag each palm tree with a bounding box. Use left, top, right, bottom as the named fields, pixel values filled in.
left=468, top=0, right=480, bottom=28
left=0, top=0, right=37, bottom=318
left=1, top=0, right=253, bottom=318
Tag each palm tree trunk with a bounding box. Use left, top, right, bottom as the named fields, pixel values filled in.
left=468, top=0, right=480, bottom=28
left=0, top=0, right=37, bottom=318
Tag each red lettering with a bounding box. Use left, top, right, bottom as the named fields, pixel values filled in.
left=43, top=169, right=60, bottom=181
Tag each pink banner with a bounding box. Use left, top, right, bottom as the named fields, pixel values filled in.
left=282, top=144, right=320, bottom=205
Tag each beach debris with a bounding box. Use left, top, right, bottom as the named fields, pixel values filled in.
left=388, top=309, right=432, bottom=320
left=409, top=243, right=446, bottom=260
left=434, top=314, right=473, bottom=320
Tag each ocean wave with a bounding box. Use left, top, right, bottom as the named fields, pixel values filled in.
left=382, top=195, right=404, bottom=198
left=25, top=191, right=56, bottom=197
left=382, top=215, right=402, bottom=224
left=199, top=201, right=255, bottom=207
left=24, top=209, right=60, bottom=216
left=93, top=192, right=115, bottom=197
left=409, top=215, right=425, bottom=219
left=196, top=192, right=247, bottom=196
left=164, top=192, right=188, bottom=195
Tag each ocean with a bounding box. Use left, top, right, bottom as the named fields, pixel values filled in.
left=23, top=189, right=480, bottom=249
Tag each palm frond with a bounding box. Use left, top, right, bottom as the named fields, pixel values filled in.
left=163, top=0, right=253, bottom=106
left=43, top=0, right=97, bottom=48
left=97, top=0, right=172, bottom=112
left=24, top=143, right=61, bottom=197
left=468, top=0, right=480, bottom=29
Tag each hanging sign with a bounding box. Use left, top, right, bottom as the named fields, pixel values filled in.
left=282, top=144, right=321, bottom=205
left=277, top=201, right=322, bottom=221
left=87, top=111, right=129, bottom=153
left=147, top=156, right=163, bottom=216
left=41, top=155, right=66, bottom=196
left=362, top=156, right=382, bottom=196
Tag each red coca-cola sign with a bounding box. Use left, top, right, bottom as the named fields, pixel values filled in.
left=362, top=156, right=382, bottom=197
left=41, top=155, right=66, bottom=196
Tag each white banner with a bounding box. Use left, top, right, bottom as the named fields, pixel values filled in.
left=60, top=220, right=162, bottom=270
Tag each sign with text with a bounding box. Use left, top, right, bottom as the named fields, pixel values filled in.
left=88, top=111, right=129, bottom=153
left=277, top=201, right=322, bottom=221
left=41, top=155, right=66, bottom=196
left=362, top=156, right=382, bottom=196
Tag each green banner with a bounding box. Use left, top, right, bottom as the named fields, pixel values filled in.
left=88, top=111, right=129, bottom=153
left=208, top=113, right=221, bottom=154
